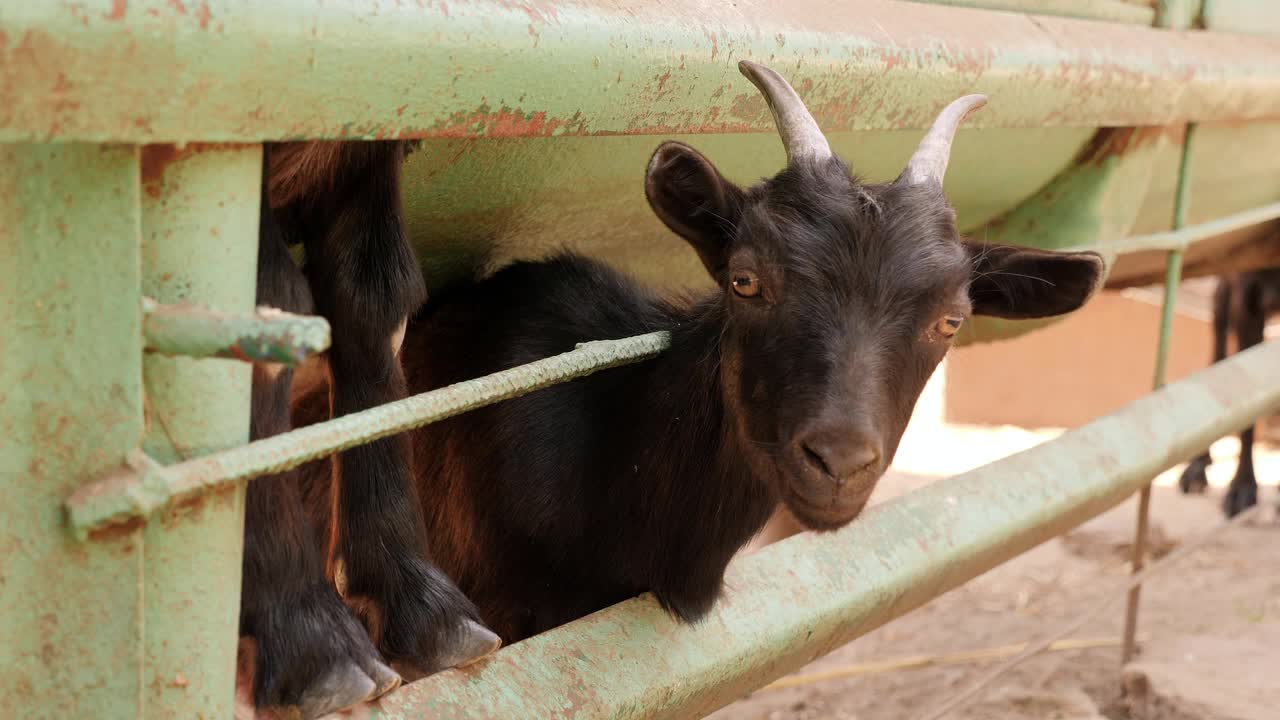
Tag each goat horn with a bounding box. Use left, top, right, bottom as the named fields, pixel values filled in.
left=902, top=94, right=988, bottom=186
left=738, top=60, right=832, bottom=164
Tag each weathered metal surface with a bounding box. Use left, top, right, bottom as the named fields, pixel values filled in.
left=137, top=143, right=261, bottom=717
left=1097, top=201, right=1280, bottom=255
left=143, top=297, right=330, bottom=364
left=956, top=126, right=1170, bottom=344
left=369, top=337, right=1280, bottom=719
left=909, top=0, right=1156, bottom=24
left=1105, top=223, right=1280, bottom=288
left=1203, top=0, right=1280, bottom=37
left=6, top=1, right=1280, bottom=143
left=0, top=144, right=145, bottom=716
left=66, top=331, right=671, bottom=537
left=1105, top=119, right=1280, bottom=286
left=1156, top=0, right=1201, bottom=30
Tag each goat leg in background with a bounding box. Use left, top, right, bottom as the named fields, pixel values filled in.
left=1179, top=277, right=1231, bottom=494
left=277, top=140, right=500, bottom=679
left=239, top=167, right=398, bottom=719
left=1223, top=277, right=1265, bottom=517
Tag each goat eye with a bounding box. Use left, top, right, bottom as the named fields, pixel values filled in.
left=731, top=271, right=762, bottom=298
left=936, top=315, right=964, bottom=337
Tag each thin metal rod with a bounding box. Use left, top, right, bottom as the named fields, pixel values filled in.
left=142, top=296, right=331, bottom=365
left=1122, top=122, right=1197, bottom=665
left=1086, top=200, right=1280, bottom=256
left=919, top=503, right=1261, bottom=720
left=66, top=330, right=671, bottom=538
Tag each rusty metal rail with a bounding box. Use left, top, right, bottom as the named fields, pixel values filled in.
left=8, top=0, right=1280, bottom=143
left=142, top=297, right=331, bottom=365
left=366, top=337, right=1280, bottom=719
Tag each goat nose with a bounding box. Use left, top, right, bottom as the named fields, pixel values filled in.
left=800, top=429, right=881, bottom=484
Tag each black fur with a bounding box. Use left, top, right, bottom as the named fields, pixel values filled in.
left=295, top=144, right=1105, bottom=644
left=244, top=141, right=489, bottom=717
left=1178, top=268, right=1280, bottom=516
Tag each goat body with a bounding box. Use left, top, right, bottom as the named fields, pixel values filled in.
left=293, top=62, right=1104, bottom=654
left=404, top=255, right=770, bottom=639
left=296, top=174, right=1101, bottom=647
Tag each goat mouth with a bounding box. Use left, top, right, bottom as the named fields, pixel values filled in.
left=780, top=486, right=872, bottom=531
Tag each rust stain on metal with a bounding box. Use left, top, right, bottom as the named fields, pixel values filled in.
left=106, top=0, right=127, bottom=21
left=492, top=0, right=562, bottom=26
left=140, top=143, right=240, bottom=196
left=86, top=515, right=146, bottom=544
left=140, top=145, right=184, bottom=193
left=1076, top=126, right=1176, bottom=166
left=423, top=105, right=589, bottom=138
left=155, top=485, right=237, bottom=530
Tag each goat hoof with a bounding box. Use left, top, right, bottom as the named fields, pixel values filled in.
left=297, top=663, right=377, bottom=720
left=245, top=585, right=392, bottom=720
left=348, top=558, right=501, bottom=681
left=1222, top=480, right=1258, bottom=518
left=439, top=619, right=502, bottom=669
left=364, top=658, right=402, bottom=700
left=1178, top=458, right=1210, bottom=494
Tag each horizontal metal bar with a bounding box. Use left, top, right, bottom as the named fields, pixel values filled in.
left=7, top=1, right=1280, bottom=142
left=369, top=338, right=1280, bottom=719
left=65, top=331, right=671, bottom=539
left=142, top=297, right=330, bottom=365
left=906, top=0, right=1156, bottom=25
left=1065, top=201, right=1280, bottom=255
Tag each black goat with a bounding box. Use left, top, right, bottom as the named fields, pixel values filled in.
left=296, top=62, right=1105, bottom=644
left=244, top=142, right=497, bottom=718
left=1178, top=268, right=1280, bottom=516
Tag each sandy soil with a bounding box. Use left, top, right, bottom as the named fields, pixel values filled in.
left=708, top=423, right=1280, bottom=720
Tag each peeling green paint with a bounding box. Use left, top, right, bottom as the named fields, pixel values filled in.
left=137, top=143, right=260, bottom=718
left=0, top=143, right=146, bottom=718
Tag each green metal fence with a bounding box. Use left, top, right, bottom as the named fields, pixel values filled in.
left=5, top=1, right=1280, bottom=718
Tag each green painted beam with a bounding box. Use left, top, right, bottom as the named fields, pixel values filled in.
left=957, top=126, right=1169, bottom=345
left=0, top=144, right=146, bottom=717
left=370, top=337, right=1280, bottom=719
left=907, top=0, right=1156, bottom=24
left=6, top=1, right=1280, bottom=143
left=142, top=297, right=330, bottom=365
left=1203, top=0, right=1280, bottom=38
left=137, top=143, right=261, bottom=716
left=66, top=332, right=671, bottom=538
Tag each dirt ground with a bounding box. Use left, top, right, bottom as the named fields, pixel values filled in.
left=709, top=422, right=1280, bottom=720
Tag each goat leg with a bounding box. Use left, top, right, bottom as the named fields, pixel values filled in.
left=239, top=176, right=399, bottom=719
left=1224, top=283, right=1264, bottom=517
left=298, top=140, right=500, bottom=677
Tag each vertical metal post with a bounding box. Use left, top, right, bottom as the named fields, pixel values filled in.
left=0, top=144, right=147, bottom=716
left=1121, top=124, right=1196, bottom=664
left=138, top=144, right=262, bottom=715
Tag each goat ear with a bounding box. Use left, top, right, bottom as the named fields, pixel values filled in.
left=965, top=243, right=1105, bottom=319
left=645, top=141, right=744, bottom=281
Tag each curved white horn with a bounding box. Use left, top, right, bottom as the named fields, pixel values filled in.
left=903, top=94, right=988, bottom=186
left=738, top=60, right=832, bottom=164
